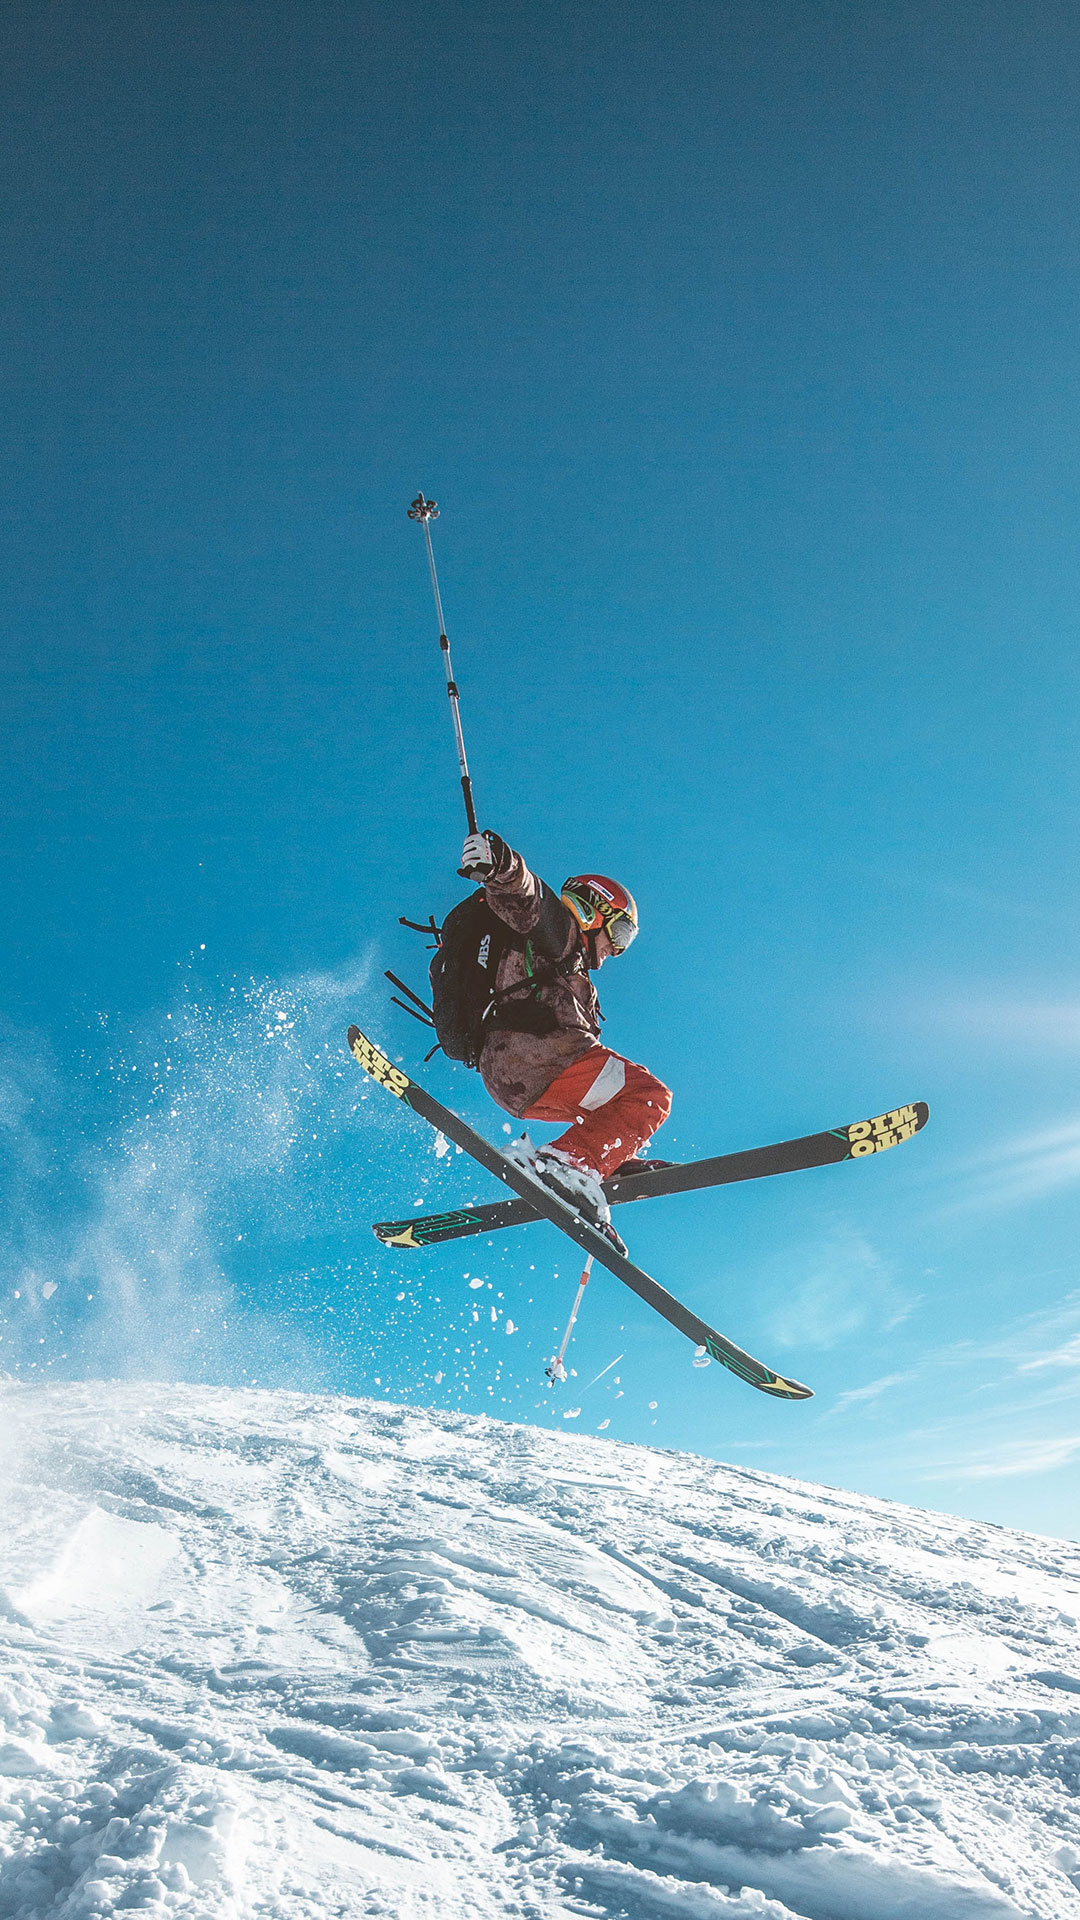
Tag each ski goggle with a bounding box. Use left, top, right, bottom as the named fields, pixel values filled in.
left=602, top=908, right=638, bottom=954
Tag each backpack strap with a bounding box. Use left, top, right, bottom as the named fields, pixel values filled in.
left=481, top=937, right=595, bottom=1028
left=385, top=970, right=435, bottom=1018
left=398, top=914, right=442, bottom=946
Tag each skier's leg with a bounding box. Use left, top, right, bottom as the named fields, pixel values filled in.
left=524, top=1049, right=672, bottom=1180
left=559, top=1059, right=672, bottom=1177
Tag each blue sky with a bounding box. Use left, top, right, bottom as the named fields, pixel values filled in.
left=3, top=0, right=1080, bottom=1539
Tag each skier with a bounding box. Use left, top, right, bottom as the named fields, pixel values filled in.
left=460, top=829, right=672, bottom=1241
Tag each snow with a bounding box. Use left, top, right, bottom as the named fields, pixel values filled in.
left=1, top=1384, right=1080, bottom=1919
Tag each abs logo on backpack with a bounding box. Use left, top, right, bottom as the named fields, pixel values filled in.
left=478, top=933, right=491, bottom=967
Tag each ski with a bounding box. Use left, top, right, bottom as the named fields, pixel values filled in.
left=348, top=1024, right=813, bottom=1401
left=373, top=1100, right=930, bottom=1249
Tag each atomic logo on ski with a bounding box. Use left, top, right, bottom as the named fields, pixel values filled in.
left=350, top=1031, right=411, bottom=1098
left=845, top=1106, right=920, bottom=1155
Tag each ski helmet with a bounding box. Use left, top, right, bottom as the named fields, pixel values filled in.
left=560, top=874, right=638, bottom=953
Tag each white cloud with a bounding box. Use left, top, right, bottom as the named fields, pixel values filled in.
left=807, top=1291, right=1080, bottom=1489
left=969, top=1290, right=1080, bottom=1371
left=941, top=1115, right=1080, bottom=1218
left=765, top=1225, right=918, bottom=1352
left=1018, top=1335, right=1080, bottom=1374
left=919, top=1431, right=1080, bottom=1482
left=924, top=996, right=1080, bottom=1056
left=828, top=1370, right=919, bottom=1415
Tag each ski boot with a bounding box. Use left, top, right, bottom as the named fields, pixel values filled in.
left=532, top=1147, right=628, bottom=1257
left=505, top=1138, right=627, bottom=1255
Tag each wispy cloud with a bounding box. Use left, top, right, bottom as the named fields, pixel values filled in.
left=971, top=1291, right=1080, bottom=1374
left=1018, top=1335, right=1080, bottom=1374
left=824, top=1289, right=1080, bottom=1411
left=818, top=1290, right=1080, bottom=1488
left=919, top=1432, right=1080, bottom=1482
left=828, top=1370, right=920, bottom=1415
left=940, top=1116, right=1080, bottom=1219
left=921, top=996, right=1080, bottom=1057
left=765, top=1225, right=920, bottom=1352
left=868, top=866, right=1062, bottom=926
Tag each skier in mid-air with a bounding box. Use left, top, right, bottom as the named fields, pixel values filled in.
left=346, top=498, right=921, bottom=1401
left=459, top=829, right=672, bottom=1242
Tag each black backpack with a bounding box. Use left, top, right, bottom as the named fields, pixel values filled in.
left=426, top=891, right=574, bottom=1070
left=427, top=892, right=508, bottom=1069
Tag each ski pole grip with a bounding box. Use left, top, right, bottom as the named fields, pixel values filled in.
left=461, top=775, right=478, bottom=836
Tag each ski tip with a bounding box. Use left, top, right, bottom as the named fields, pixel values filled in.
left=765, top=1374, right=814, bottom=1401
left=843, top=1100, right=928, bottom=1159
left=347, top=1025, right=414, bottom=1098
left=373, top=1208, right=488, bottom=1249
left=372, top=1221, right=423, bottom=1249
left=702, top=1333, right=814, bottom=1400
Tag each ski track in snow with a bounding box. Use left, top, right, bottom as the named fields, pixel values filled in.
left=1, top=1387, right=1079, bottom=1919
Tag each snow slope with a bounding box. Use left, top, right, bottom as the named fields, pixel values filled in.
left=1, top=1385, right=1079, bottom=1920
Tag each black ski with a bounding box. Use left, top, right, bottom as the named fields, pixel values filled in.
left=373, top=1101, right=930, bottom=1249
left=348, top=1024, right=812, bottom=1402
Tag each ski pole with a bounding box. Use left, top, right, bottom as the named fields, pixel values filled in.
left=408, top=493, right=486, bottom=873
left=545, top=1255, right=592, bottom=1385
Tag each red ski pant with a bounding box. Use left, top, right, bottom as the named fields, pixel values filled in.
left=523, top=1047, right=672, bottom=1179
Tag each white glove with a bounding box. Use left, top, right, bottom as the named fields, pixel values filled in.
left=461, top=831, right=494, bottom=877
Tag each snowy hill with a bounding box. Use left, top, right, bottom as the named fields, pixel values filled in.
left=1, top=1387, right=1080, bottom=1919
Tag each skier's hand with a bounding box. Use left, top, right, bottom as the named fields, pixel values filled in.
left=460, top=831, right=495, bottom=879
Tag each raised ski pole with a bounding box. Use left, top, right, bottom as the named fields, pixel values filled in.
left=408, top=493, right=486, bottom=875
left=545, top=1255, right=593, bottom=1385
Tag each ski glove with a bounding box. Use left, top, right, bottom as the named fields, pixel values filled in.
left=461, top=831, right=495, bottom=878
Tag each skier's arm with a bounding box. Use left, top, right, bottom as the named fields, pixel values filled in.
left=475, top=834, right=577, bottom=958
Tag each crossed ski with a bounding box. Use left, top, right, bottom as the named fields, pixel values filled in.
left=348, top=1025, right=928, bottom=1401
left=373, top=1100, right=929, bottom=1249
left=345, top=1029, right=926, bottom=1405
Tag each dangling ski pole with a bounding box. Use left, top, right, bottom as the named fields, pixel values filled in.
left=545, top=1256, right=593, bottom=1386
left=408, top=493, right=486, bottom=875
